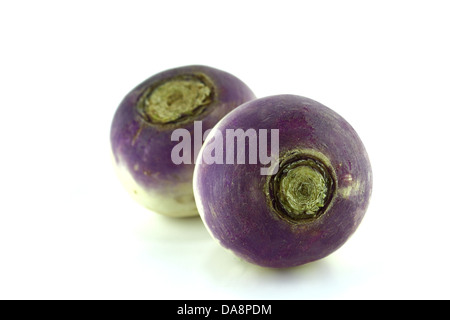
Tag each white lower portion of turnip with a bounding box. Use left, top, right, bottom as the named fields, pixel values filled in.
left=112, top=152, right=198, bottom=218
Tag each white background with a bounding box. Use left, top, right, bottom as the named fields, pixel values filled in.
left=1, top=0, right=449, bottom=300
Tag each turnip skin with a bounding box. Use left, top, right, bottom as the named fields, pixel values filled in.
left=110, top=65, right=255, bottom=217
left=194, top=95, right=372, bottom=267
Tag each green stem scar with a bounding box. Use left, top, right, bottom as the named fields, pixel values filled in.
left=137, top=74, right=214, bottom=125
left=268, top=152, right=335, bottom=222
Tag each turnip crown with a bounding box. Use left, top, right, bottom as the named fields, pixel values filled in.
left=267, top=152, right=335, bottom=222
left=137, top=74, right=214, bottom=125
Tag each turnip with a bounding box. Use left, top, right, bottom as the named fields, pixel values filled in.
left=110, top=65, right=255, bottom=217
left=193, top=95, right=372, bottom=267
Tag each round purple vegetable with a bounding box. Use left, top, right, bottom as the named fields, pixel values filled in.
left=110, top=65, right=255, bottom=217
left=193, top=95, right=372, bottom=267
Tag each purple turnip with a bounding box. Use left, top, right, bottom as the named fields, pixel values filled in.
left=110, top=65, right=255, bottom=217
left=193, top=95, right=372, bottom=268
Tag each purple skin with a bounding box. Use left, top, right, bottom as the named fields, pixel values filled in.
left=194, top=95, right=372, bottom=268
left=110, top=65, right=255, bottom=217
